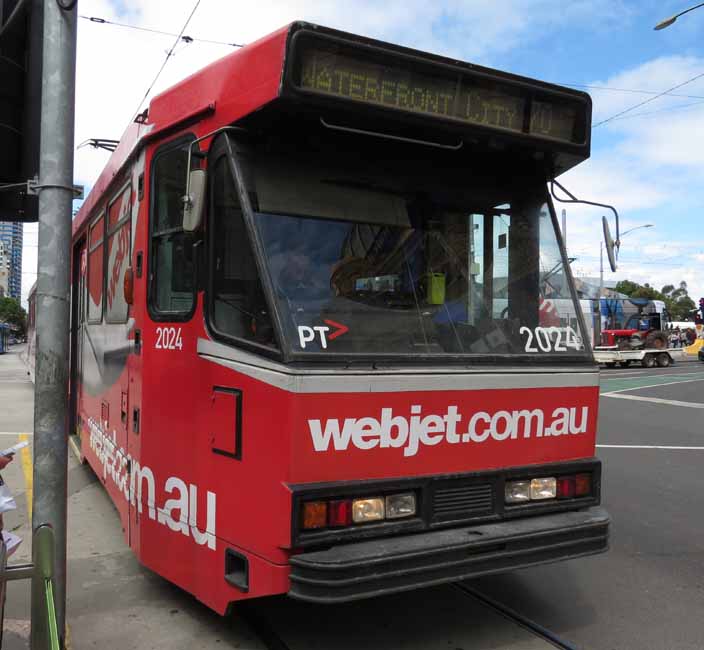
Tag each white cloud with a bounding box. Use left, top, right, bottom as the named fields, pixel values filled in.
left=558, top=53, right=704, bottom=305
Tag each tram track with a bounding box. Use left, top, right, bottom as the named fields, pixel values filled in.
left=240, top=585, right=579, bottom=650
left=238, top=602, right=294, bottom=650
left=453, top=583, right=579, bottom=650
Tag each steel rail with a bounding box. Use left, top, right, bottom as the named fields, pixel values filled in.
left=453, top=582, right=580, bottom=650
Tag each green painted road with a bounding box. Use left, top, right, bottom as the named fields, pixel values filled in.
left=600, top=371, right=704, bottom=394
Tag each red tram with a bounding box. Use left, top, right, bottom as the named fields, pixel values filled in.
left=69, top=22, right=609, bottom=613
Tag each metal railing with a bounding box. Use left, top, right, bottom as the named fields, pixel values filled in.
left=0, top=524, right=60, bottom=649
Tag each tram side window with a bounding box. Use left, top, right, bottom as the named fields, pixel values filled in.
left=87, top=214, right=105, bottom=323
left=106, top=184, right=132, bottom=323
left=210, top=157, right=277, bottom=350
left=151, top=142, right=195, bottom=315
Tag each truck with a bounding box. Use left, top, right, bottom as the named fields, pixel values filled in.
left=599, top=299, right=669, bottom=350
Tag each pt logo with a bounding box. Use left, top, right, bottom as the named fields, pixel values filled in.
left=298, top=320, right=348, bottom=349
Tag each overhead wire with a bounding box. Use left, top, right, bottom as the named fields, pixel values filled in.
left=560, top=82, right=704, bottom=100
left=593, top=69, right=704, bottom=127
left=605, top=99, right=704, bottom=122
left=0, top=0, right=29, bottom=44
left=129, top=0, right=203, bottom=122
left=573, top=256, right=693, bottom=266
left=79, top=14, right=243, bottom=48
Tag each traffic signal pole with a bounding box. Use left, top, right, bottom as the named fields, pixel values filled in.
left=30, top=0, right=77, bottom=647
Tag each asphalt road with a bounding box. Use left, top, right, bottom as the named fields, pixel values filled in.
left=470, top=360, right=704, bottom=649
left=2, top=347, right=703, bottom=649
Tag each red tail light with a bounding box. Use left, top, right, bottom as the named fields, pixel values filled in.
left=575, top=473, right=592, bottom=497
left=327, top=499, right=353, bottom=527
left=557, top=477, right=575, bottom=499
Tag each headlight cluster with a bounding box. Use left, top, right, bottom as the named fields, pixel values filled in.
left=302, top=493, right=417, bottom=530
left=505, top=473, right=591, bottom=504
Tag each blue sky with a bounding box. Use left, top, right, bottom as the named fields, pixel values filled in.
left=22, top=0, right=704, bottom=306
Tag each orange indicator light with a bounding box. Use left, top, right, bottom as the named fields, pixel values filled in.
left=302, top=501, right=328, bottom=529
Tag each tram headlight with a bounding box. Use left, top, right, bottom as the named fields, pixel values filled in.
left=505, top=480, right=531, bottom=503
left=385, top=493, right=416, bottom=519
left=505, top=477, right=557, bottom=503
left=352, top=497, right=385, bottom=523
left=530, top=477, right=557, bottom=500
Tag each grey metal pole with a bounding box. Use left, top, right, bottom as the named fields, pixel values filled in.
left=599, top=241, right=604, bottom=297
left=31, top=0, right=77, bottom=647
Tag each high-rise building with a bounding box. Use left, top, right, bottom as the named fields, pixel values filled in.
left=0, top=240, right=10, bottom=298
left=0, top=222, right=23, bottom=300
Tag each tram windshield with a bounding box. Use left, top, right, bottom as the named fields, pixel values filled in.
left=228, top=144, right=589, bottom=360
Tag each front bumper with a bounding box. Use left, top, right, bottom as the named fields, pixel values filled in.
left=289, top=506, right=609, bottom=603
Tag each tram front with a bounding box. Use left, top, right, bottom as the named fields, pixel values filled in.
left=193, top=23, right=608, bottom=607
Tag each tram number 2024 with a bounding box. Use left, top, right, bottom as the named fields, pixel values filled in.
left=155, top=327, right=183, bottom=351
left=520, top=326, right=582, bottom=353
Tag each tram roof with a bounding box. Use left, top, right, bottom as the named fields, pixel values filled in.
left=73, top=21, right=591, bottom=239
left=73, top=23, right=290, bottom=237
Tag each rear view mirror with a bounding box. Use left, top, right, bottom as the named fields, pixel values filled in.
left=183, top=169, right=207, bottom=232
left=550, top=181, right=621, bottom=273
left=602, top=216, right=618, bottom=272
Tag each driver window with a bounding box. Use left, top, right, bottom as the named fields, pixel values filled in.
left=210, top=156, right=277, bottom=350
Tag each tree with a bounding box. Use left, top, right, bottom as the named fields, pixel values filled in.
left=615, top=280, right=661, bottom=301
left=0, top=297, right=27, bottom=336
left=616, top=279, right=697, bottom=322
left=660, top=281, right=696, bottom=320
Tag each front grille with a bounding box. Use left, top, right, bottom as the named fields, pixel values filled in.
left=431, top=482, right=494, bottom=523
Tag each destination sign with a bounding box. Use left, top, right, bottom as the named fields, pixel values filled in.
left=294, top=43, right=585, bottom=145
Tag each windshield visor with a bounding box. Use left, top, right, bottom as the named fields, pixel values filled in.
left=242, top=151, right=588, bottom=360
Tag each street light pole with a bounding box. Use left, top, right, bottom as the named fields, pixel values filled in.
left=31, top=0, right=77, bottom=647
left=655, top=2, right=704, bottom=29
left=619, top=223, right=654, bottom=240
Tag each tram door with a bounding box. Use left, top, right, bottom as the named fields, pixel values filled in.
left=70, top=242, right=87, bottom=439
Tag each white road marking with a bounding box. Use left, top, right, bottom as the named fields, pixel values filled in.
left=0, top=432, right=33, bottom=437
left=602, top=371, right=704, bottom=380
left=602, top=394, right=704, bottom=408
left=602, top=377, right=704, bottom=395
left=598, top=444, right=704, bottom=450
